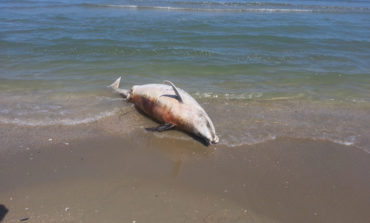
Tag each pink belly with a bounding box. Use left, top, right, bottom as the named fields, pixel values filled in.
left=132, top=94, right=177, bottom=125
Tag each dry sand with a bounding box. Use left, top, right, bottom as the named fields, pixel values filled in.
left=1, top=130, right=369, bottom=223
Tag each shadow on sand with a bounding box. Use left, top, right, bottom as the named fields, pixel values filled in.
left=0, top=205, right=8, bottom=222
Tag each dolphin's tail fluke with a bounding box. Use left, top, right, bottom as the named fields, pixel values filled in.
left=109, top=76, right=121, bottom=89
left=108, top=76, right=130, bottom=99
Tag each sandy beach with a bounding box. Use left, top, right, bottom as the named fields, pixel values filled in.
left=1, top=121, right=369, bottom=223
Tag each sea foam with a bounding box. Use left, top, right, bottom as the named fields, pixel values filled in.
left=0, top=110, right=118, bottom=126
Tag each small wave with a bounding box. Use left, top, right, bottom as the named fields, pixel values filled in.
left=220, top=135, right=359, bottom=149
left=162, top=1, right=293, bottom=8
left=100, top=4, right=313, bottom=13
left=220, top=134, right=277, bottom=147
left=193, top=92, right=307, bottom=101
left=330, top=136, right=357, bottom=146
left=332, top=139, right=354, bottom=146
left=0, top=110, right=118, bottom=127
left=84, top=3, right=370, bottom=14
left=263, top=94, right=306, bottom=101
left=4, top=2, right=369, bottom=13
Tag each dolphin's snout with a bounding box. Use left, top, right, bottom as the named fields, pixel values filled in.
left=211, top=135, right=219, bottom=144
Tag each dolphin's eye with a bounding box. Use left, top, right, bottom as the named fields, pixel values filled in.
left=206, top=121, right=211, bottom=128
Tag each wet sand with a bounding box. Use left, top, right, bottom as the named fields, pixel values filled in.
left=1, top=130, right=369, bottom=223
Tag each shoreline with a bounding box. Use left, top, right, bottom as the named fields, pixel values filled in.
left=1, top=132, right=369, bottom=223
left=1, top=97, right=369, bottom=153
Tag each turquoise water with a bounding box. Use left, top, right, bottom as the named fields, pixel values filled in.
left=0, top=0, right=369, bottom=149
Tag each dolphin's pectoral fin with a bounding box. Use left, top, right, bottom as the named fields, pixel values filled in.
left=163, top=80, right=183, bottom=103
left=146, top=123, right=176, bottom=132
left=157, top=123, right=176, bottom=132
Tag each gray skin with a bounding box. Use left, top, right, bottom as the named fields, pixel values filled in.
left=109, top=77, right=219, bottom=145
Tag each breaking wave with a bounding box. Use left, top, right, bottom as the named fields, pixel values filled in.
left=0, top=109, right=118, bottom=126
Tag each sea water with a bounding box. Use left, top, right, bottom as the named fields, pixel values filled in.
left=0, top=0, right=369, bottom=149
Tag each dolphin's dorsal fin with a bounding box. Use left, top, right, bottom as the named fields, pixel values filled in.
left=164, top=80, right=183, bottom=103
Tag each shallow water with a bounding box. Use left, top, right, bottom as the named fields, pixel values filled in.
left=0, top=0, right=369, bottom=150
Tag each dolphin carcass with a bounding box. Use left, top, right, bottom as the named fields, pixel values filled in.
left=109, top=77, right=219, bottom=145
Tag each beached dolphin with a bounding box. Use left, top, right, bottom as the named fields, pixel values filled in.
left=109, top=77, right=219, bottom=145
